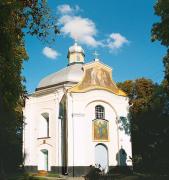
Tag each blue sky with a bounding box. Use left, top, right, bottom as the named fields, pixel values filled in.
left=23, top=0, right=166, bottom=93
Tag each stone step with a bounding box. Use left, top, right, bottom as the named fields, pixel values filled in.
left=37, top=170, right=48, bottom=176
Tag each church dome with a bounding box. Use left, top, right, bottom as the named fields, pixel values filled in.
left=36, top=63, right=84, bottom=90
left=67, top=42, right=85, bottom=65
left=68, top=42, right=84, bottom=54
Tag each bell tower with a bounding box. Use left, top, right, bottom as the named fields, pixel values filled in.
left=67, top=42, right=85, bottom=65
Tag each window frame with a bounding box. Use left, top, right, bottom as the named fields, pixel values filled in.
left=95, top=105, right=105, bottom=119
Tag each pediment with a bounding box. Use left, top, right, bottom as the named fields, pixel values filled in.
left=68, top=61, right=127, bottom=96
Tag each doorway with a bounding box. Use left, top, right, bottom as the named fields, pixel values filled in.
left=38, top=149, right=48, bottom=171
left=95, top=144, right=108, bottom=173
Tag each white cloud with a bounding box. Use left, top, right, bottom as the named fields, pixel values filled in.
left=42, top=47, right=59, bottom=59
left=106, top=33, right=129, bottom=50
left=59, top=15, right=101, bottom=47
left=57, top=4, right=80, bottom=15
left=57, top=4, right=129, bottom=51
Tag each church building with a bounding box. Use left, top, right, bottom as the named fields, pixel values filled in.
left=23, top=43, right=132, bottom=176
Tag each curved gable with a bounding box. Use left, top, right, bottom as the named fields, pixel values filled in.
left=68, top=61, right=127, bottom=96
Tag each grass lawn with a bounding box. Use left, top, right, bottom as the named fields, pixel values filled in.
left=110, top=172, right=169, bottom=180
left=7, top=172, right=55, bottom=180
left=47, top=173, right=60, bottom=177
left=5, top=171, right=169, bottom=180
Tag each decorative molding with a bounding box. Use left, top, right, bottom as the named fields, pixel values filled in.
left=68, top=61, right=127, bottom=96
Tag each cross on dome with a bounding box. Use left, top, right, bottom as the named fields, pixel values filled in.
left=93, top=51, right=100, bottom=61
left=74, top=38, right=78, bottom=43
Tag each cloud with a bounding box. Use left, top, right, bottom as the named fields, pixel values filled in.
left=59, top=15, right=101, bottom=47
left=106, top=33, right=129, bottom=50
left=57, top=4, right=129, bottom=51
left=57, top=4, right=80, bottom=15
left=42, top=47, right=59, bottom=59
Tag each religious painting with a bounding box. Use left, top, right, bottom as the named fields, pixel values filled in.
left=69, top=63, right=127, bottom=96
left=93, top=119, right=109, bottom=141
left=69, top=62, right=126, bottom=96
left=78, top=66, right=118, bottom=91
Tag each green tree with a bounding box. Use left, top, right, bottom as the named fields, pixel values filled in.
left=118, top=78, right=169, bottom=173
left=0, top=0, right=59, bottom=175
left=152, top=0, right=169, bottom=93
left=151, top=0, right=169, bottom=173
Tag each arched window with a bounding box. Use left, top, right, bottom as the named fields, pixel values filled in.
left=38, top=113, right=49, bottom=138
left=95, top=105, right=105, bottom=119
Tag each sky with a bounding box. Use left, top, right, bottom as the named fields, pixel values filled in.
left=23, top=0, right=166, bottom=93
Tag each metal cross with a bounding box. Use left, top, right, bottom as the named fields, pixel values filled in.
left=93, top=51, right=99, bottom=59
left=74, top=38, right=77, bottom=43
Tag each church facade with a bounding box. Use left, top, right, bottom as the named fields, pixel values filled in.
left=23, top=43, right=132, bottom=176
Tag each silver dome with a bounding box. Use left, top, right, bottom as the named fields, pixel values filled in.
left=37, top=63, right=84, bottom=90
left=68, top=42, right=84, bottom=54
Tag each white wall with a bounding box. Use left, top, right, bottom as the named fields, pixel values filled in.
left=23, top=87, right=132, bottom=170
left=23, top=88, right=64, bottom=169
left=67, top=89, right=132, bottom=167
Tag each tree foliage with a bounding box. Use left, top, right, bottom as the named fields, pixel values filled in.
left=118, top=78, right=169, bottom=173
left=117, top=1, right=169, bottom=173
left=0, top=0, right=59, bottom=174
left=152, top=0, right=169, bottom=93
left=151, top=1, right=169, bottom=172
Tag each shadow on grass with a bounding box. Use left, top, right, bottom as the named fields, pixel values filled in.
left=7, top=173, right=46, bottom=180
left=84, top=166, right=169, bottom=180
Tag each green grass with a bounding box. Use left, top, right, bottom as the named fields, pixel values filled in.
left=112, top=172, right=169, bottom=180
left=7, top=172, right=61, bottom=180
left=47, top=173, right=60, bottom=177
left=7, top=173, right=47, bottom=180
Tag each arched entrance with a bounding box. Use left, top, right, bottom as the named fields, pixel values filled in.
left=95, top=144, right=108, bottom=173
left=38, top=149, right=48, bottom=171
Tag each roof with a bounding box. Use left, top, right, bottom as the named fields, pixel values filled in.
left=37, top=63, right=84, bottom=90
left=36, top=60, right=127, bottom=96
left=68, top=61, right=127, bottom=96
left=68, top=42, right=84, bottom=54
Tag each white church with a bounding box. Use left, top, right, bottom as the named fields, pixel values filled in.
left=23, top=43, right=132, bottom=176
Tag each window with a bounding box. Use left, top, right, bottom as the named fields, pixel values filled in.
left=46, top=116, right=49, bottom=137
left=76, top=54, right=80, bottom=61
left=38, top=113, right=49, bottom=138
left=95, top=105, right=105, bottom=119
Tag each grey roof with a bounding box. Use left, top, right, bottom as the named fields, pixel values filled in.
left=37, top=63, right=84, bottom=90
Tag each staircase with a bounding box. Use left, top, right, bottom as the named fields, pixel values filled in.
left=37, top=170, right=48, bottom=176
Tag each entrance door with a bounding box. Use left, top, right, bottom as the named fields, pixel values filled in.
left=38, top=149, right=48, bottom=171
left=95, top=144, right=108, bottom=173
